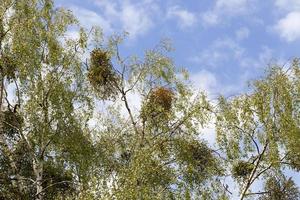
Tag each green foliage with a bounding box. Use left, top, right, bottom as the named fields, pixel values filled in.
left=259, top=176, right=300, bottom=200
left=79, top=33, right=221, bottom=198
left=0, top=0, right=299, bottom=199
left=2, top=109, right=23, bottom=136
left=0, top=0, right=93, bottom=199
left=42, top=161, right=76, bottom=199
left=174, top=138, right=220, bottom=186
left=232, top=160, right=254, bottom=179
left=216, top=60, right=300, bottom=199
left=0, top=55, right=18, bottom=80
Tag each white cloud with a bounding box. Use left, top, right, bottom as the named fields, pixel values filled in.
left=190, top=70, right=218, bottom=148
left=124, top=91, right=142, bottom=115
left=189, top=40, right=276, bottom=99
left=275, top=0, right=300, bottom=11
left=215, top=0, right=249, bottom=13
left=94, top=0, right=119, bottom=17
left=191, top=68, right=244, bottom=99
left=257, top=46, right=274, bottom=64
left=120, top=2, right=154, bottom=38
left=242, top=46, right=273, bottom=68
left=71, top=7, right=112, bottom=33
left=65, top=30, right=80, bottom=41
left=202, top=11, right=219, bottom=26
left=189, top=37, right=276, bottom=74
left=199, top=121, right=216, bottom=147
left=190, top=38, right=245, bottom=67
left=191, top=70, right=218, bottom=95
left=273, top=0, right=300, bottom=42
left=93, top=0, right=158, bottom=39
left=167, top=6, right=196, bottom=28
left=202, top=0, right=255, bottom=26
left=274, top=11, right=300, bottom=42
left=235, top=27, right=250, bottom=40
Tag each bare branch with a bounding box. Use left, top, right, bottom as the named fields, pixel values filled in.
left=239, top=139, right=269, bottom=200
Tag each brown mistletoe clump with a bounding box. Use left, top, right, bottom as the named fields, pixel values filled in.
left=149, top=87, right=174, bottom=111
left=141, top=87, right=174, bottom=121
left=88, top=48, right=119, bottom=100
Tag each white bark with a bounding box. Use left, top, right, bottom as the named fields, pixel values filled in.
left=33, top=159, right=43, bottom=200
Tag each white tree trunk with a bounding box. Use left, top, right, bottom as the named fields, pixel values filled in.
left=33, top=159, right=43, bottom=200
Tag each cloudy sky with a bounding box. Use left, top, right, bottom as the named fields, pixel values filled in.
left=55, top=0, right=300, bottom=98
left=54, top=0, right=300, bottom=197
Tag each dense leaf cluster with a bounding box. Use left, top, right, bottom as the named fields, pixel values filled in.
left=88, top=48, right=119, bottom=100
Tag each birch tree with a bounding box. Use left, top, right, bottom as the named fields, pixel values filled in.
left=0, top=0, right=94, bottom=199
left=83, top=35, right=226, bottom=199
left=216, top=60, right=300, bottom=200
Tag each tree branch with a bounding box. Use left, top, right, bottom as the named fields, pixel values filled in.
left=239, top=139, right=269, bottom=200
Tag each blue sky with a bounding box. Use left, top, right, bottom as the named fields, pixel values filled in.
left=54, top=0, right=300, bottom=197
left=55, top=0, right=300, bottom=98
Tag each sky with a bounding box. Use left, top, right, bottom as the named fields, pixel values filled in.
left=54, top=0, right=300, bottom=198
left=54, top=0, right=300, bottom=98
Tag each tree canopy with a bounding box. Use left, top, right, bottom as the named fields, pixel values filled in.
left=0, top=0, right=299, bottom=199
